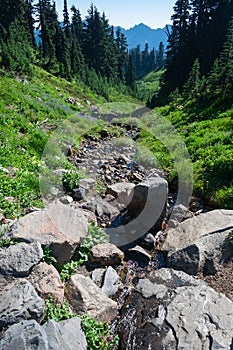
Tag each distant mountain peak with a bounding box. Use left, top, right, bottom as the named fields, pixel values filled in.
left=114, top=23, right=170, bottom=50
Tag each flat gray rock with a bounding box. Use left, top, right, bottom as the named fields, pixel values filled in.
left=0, top=242, right=43, bottom=277
left=0, top=279, right=45, bottom=330
left=6, top=203, right=88, bottom=267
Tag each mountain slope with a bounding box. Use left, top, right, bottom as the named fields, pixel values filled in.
left=115, top=23, right=170, bottom=50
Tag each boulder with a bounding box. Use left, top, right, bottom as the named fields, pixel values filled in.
left=0, top=320, right=48, bottom=350
left=106, top=182, right=135, bottom=207
left=65, top=274, right=118, bottom=322
left=0, top=242, right=43, bottom=277
left=0, top=279, right=45, bottom=330
left=0, top=318, right=87, bottom=350
left=6, top=203, right=88, bottom=267
left=28, top=262, right=64, bottom=303
left=108, top=177, right=168, bottom=247
left=163, top=209, right=233, bottom=275
left=43, top=317, right=87, bottom=350
left=117, top=268, right=233, bottom=350
left=89, top=243, right=124, bottom=266
left=102, top=266, right=122, bottom=297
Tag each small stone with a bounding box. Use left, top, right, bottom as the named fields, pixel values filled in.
left=102, top=266, right=122, bottom=297
left=59, top=195, right=73, bottom=205
left=72, top=188, right=86, bottom=201
left=91, top=268, right=106, bottom=287
left=90, top=243, right=124, bottom=266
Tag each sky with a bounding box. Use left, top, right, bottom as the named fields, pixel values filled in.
left=55, top=0, right=176, bottom=29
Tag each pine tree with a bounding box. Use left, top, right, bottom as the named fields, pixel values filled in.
left=0, top=0, right=34, bottom=72
left=157, top=42, right=165, bottom=69
left=183, top=58, right=201, bottom=96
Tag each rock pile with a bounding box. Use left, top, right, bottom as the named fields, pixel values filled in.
left=0, top=127, right=232, bottom=349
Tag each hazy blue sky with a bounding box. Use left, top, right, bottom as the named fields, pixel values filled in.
left=55, top=0, right=176, bottom=29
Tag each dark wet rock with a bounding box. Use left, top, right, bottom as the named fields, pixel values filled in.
left=139, top=233, right=156, bottom=251
left=65, top=273, right=118, bottom=322
left=72, top=188, right=86, bottom=201
left=117, top=268, right=233, bottom=350
left=90, top=243, right=124, bottom=266
left=100, top=129, right=109, bottom=138
left=125, top=246, right=152, bottom=264
left=0, top=279, right=45, bottom=330
left=0, top=242, right=43, bottom=277
left=163, top=209, right=233, bottom=275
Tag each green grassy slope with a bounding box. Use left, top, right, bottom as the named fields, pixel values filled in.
left=0, top=67, right=140, bottom=219
left=137, top=98, right=233, bottom=208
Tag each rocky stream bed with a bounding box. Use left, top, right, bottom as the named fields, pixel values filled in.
left=0, top=121, right=232, bottom=349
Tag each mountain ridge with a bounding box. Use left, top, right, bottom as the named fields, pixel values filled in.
left=114, top=23, right=171, bottom=50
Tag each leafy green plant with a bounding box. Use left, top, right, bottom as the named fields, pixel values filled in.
left=0, top=227, right=17, bottom=248
left=42, top=245, right=57, bottom=265
left=59, top=223, right=109, bottom=282
left=81, top=314, right=119, bottom=350
left=60, top=260, right=81, bottom=282
left=44, top=297, right=76, bottom=322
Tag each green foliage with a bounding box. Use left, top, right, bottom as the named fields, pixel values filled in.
left=44, top=297, right=76, bottom=322
left=44, top=298, right=119, bottom=350
left=60, top=260, right=81, bottom=283
left=42, top=245, right=57, bottom=265
left=0, top=227, right=16, bottom=248
left=60, top=223, right=109, bottom=282
left=62, top=171, right=81, bottom=192
left=81, top=314, right=119, bottom=350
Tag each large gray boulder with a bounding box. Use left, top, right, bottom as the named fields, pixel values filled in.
left=6, top=203, right=88, bottom=267
left=163, top=210, right=233, bottom=274
left=43, top=317, right=87, bottom=350
left=0, top=242, right=43, bottom=277
left=0, top=279, right=45, bottom=330
left=0, top=320, right=48, bottom=350
left=108, top=177, right=168, bottom=246
left=117, top=268, right=233, bottom=350
left=0, top=318, right=87, bottom=350
left=65, top=273, right=118, bottom=323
